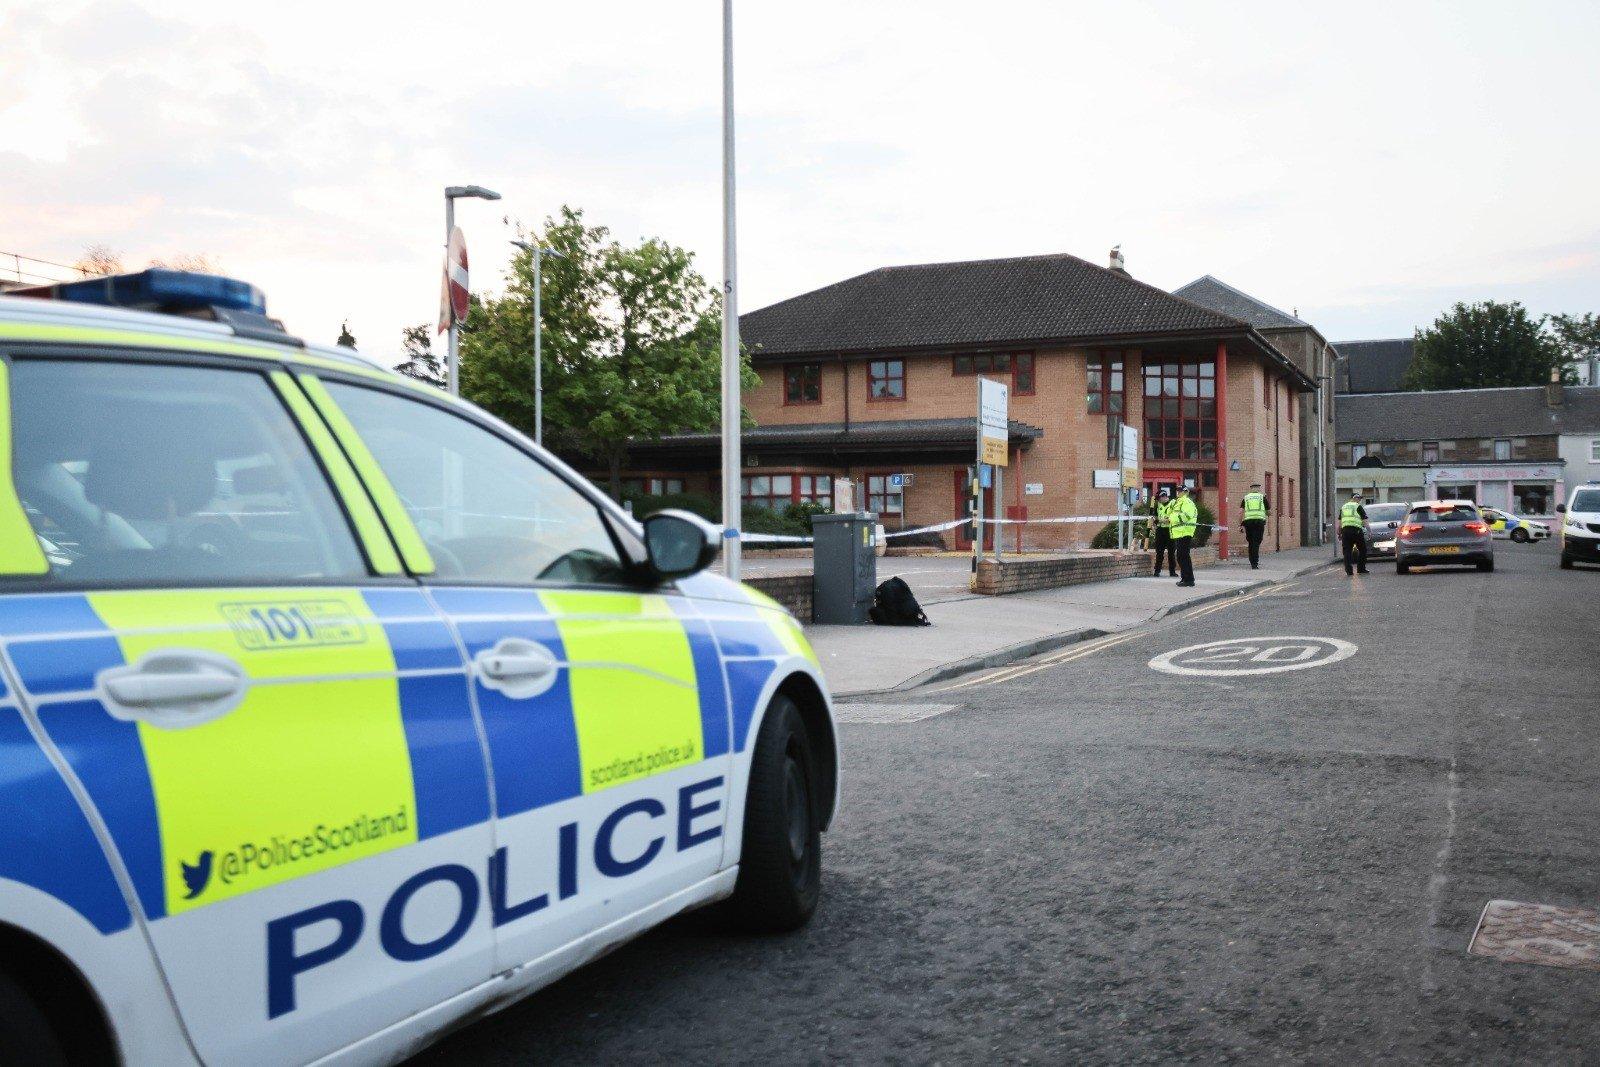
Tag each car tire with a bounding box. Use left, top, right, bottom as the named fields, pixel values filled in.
left=718, top=694, right=822, bottom=933
left=1478, top=559, right=1494, bottom=572
left=1396, top=560, right=1410, bottom=574
left=1511, top=528, right=1529, bottom=543
left=1561, top=554, right=1575, bottom=570
left=0, top=970, right=67, bottom=1067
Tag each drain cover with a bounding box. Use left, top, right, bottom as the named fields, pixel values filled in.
left=1468, top=899, right=1600, bottom=971
left=833, top=703, right=958, bottom=724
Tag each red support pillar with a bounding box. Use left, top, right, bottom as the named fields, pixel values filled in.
left=1215, top=340, right=1229, bottom=560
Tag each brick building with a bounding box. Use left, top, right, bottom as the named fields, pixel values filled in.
left=1172, top=276, right=1338, bottom=546
left=623, top=251, right=1315, bottom=556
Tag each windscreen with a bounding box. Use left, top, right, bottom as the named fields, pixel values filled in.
left=1571, top=489, right=1600, bottom=513
left=1365, top=504, right=1407, bottom=523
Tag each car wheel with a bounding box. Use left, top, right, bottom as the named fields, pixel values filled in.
left=1511, top=528, right=1529, bottom=543
left=1561, top=554, right=1575, bottom=570
left=0, top=970, right=66, bottom=1067
left=1396, top=560, right=1410, bottom=574
left=1477, top=559, right=1494, bottom=572
left=718, top=694, right=821, bottom=933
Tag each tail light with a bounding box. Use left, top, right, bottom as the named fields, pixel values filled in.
left=1398, top=523, right=1422, bottom=538
left=1464, top=521, right=1488, bottom=534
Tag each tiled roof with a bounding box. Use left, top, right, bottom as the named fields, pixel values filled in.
left=1335, top=385, right=1600, bottom=443
left=1335, top=338, right=1414, bottom=394
left=1171, top=276, right=1306, bottom=330
left=739, top=253, right=1250, bottom=357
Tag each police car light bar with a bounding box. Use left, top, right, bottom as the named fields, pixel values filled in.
left=14, top=269, right=267, bottom=315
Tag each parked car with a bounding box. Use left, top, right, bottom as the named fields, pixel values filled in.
left=0, top=272, right=840, bottom=1066
left=1395, top=500, right=1494, bottom=573
left=1362, top=502, right=1410, bottom=558
left=1557, top=483, right=1600, bottom=569
left=1481, top=506, right=1550, bottom=543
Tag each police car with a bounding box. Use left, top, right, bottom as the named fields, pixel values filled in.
left=0, top=271, right=838, bottom=1065
left=1479, top=506, right=1551, bottom=543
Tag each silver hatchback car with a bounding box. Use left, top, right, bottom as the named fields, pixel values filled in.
left=1395, top=500, right=1495, bottom=573
left=1362, top=502, right=1410, bottom=559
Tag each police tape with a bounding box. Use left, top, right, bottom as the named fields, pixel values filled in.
left=737, top=514, right=1230, bottom=545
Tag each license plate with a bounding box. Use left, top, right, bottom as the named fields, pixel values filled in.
left=1426, top=546, right=1460, bottom=555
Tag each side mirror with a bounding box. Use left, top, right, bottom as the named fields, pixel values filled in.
left=642, top=510, right=720, bottom=580
left=1556, top=503, right=1566, bottom=513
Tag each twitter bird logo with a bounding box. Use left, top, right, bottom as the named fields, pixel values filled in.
left=180, top=851, right=214, bottom=900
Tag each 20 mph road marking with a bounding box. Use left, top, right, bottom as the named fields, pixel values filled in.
left=1148, top=636, right=1357, bottom=677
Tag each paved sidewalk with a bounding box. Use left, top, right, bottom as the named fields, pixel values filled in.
left=806, top=543, right=1336, bottom=696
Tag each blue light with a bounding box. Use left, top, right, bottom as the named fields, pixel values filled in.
left=43, top=269, right=266, bottom=315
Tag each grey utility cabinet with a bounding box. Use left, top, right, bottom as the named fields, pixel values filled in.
left=811, top=512, right=877, bottom=624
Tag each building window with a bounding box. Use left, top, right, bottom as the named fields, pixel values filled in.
left=623, top=477, right=685, bottom=496
left=1287, top=386, right=1295, bottom=422
left=1493, top=438, right=1512, bottom=461
left=865, top=473, right=903, bottom=515
left=1512, top=482, right=1551, bottom=515
left=954, top=352, right=1035, bottom=396
left=868, top=359, right=905, bottom=401
left=1087, top=354, right=1124, bottom=415
left=1264, top=370, right=1272, bottom=410
left=1351, top=443, right=1368, bottom=463
left=1288, top=477, right=1296, bottom=517
left=741, top=472, right=831, bottom=510
left=1591, top=438, right=1600, bottom=463
left=1201, top=470, right=1218, bottom=488
left=1142, top=359, right=1217, bottom=461
left=783, top=363, right=821, bottom=405
left=1422, top=441, right=1439, bottom=463
left=1014, top=352, right=1036, bottom=395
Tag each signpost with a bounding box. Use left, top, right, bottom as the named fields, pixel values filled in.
left=1117, top=423, right=1139, bottom=549
left=975, top=378, right=1009, bottom=572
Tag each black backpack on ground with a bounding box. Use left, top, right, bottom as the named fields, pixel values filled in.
left=868, top=576, right=931, bottom=626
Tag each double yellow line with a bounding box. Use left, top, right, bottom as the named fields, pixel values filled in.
left=934, top=631, right=1142, bottom=692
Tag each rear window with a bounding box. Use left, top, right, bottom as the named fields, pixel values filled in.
left=1571, top=489, right=1600, bottom=513
left=1408, top=504, right=1478, bottom=523
left=1365, top=504, right=1407, bottom=523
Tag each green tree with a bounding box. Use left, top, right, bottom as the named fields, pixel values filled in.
left=1402, top=300, right=1566, bottom=391
left=1550, top=312, right=1599, bottom=381
left=395, top=324, right=445, bottom=389
left=461, top=205, right=756, bottom=496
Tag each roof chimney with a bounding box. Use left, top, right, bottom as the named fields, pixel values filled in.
left=1547, top=366, right=1565, bottom=408
left=1108, top=245, right=1127, bottom=275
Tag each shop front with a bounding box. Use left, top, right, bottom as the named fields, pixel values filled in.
left=1335, top=465, right=1427, bottom=504
left=1425, top=462, right=1566, bottom=517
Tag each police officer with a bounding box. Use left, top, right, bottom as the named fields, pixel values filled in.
left=1170, top=484, right=1198, bottom=587
left=1150, top=489, right=1176, bottom=577
left=1339, top=489, right=1369, bottom=576
left=1240, top=482, right=1269, bottom=570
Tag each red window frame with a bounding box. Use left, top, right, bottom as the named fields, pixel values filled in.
left=954, top=351, right=1035, bottom=396
left=865, top=471, right=904, bottom=515
left=622, top=476, right=686, bottom=496
left=1141, top=359, right=1217, bottom=461
left=783, top=362, right=822, bottom=406
left=1086, top=352, right=1124, bottom=416
left=867, top=359, right=906, bottom=402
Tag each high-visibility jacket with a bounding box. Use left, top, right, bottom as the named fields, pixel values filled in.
left=1154, top=500, right=1173, bottom=529
left=1340, top=500, right=1365, bottom=529
left=1242, top=492, right=1268, bottom=521
left=1170, top=496, right=1199, bottom=539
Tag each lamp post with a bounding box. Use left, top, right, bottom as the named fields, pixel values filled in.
left=443, top=184, right=501, bottom=396
left=720, top=0, right=742, bottom=580
left=510, top=238, right=563, bottom=448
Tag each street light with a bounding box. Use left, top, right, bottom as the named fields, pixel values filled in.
left=443, top=185, right=502, bottom=396
left=510, top=238, right=564, bottom=448
left=720, top=0, right=742, bottom=580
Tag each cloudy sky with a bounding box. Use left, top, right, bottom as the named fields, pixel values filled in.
left=4, top=1, right=1598, bottom=364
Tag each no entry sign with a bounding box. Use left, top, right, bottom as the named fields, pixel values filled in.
left=439, top=225, right=469, bottom=332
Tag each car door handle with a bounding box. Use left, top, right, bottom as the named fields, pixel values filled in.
left=474, top=638, right=560, bottom=699
left=97, top=650, right=248, bottom=730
